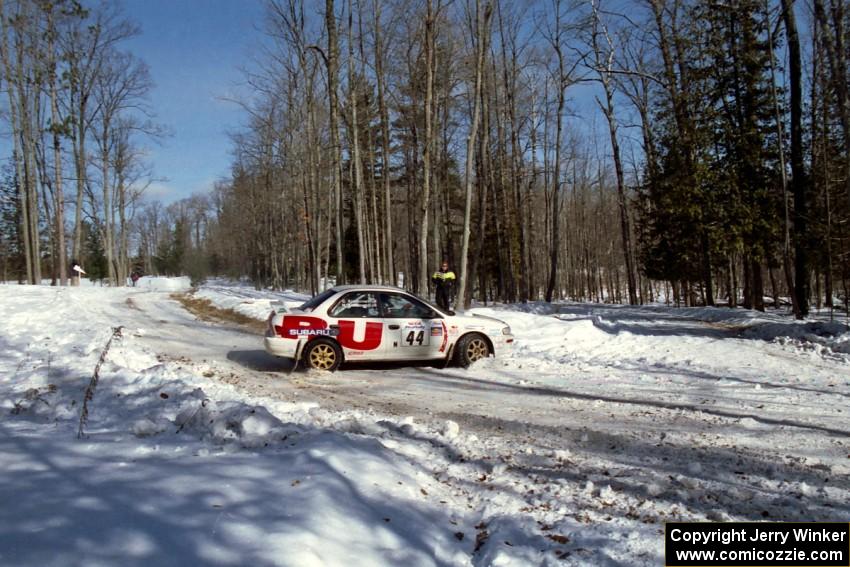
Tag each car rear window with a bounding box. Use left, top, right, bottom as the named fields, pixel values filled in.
left=298, top=289, right=336, bottom=312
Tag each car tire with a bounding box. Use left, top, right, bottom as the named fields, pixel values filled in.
left=454, top=333, right=490, bottom=368
left=303, top=339, right=342, bottom=371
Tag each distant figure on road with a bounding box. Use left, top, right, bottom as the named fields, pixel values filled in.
left=431, top=260, right=456, bottom=312
left=131, top=271, right=141, bottom=287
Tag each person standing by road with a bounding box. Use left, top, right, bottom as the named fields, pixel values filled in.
left=431, top=259, right=456, bottom=311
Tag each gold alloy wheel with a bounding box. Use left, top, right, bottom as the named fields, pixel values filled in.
left=466, top=338, right=489, bottom=362
left=309, top=344, right=337, bottom=370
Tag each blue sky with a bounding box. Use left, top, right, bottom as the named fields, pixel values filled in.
left=117, top=0, right=266, bottom=203
left=0, top=0, right=619, bottom=204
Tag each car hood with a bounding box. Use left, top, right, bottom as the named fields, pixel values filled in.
left=447, top=312, right=509, bottom=330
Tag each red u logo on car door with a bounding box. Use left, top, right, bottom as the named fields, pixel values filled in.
left=337, top=320, right=383, bottom=350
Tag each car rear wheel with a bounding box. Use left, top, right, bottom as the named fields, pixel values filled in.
left=455, top=333, right=490, bottom=368
left=304, top=339, right=342, bottom=371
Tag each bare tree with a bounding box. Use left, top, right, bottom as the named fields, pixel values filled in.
left=91, top=50, right=152, bottom=285
left=542, top=0, right=575, bottom=303
left=457, top=0, right=492, bottom=310
left=61, top=4, right=138, bottom=275
left=588, top=0, right=638, bottom=304
left=417, top=0, right=439, bottom=296
left=324, top=0, right=345, bottom=285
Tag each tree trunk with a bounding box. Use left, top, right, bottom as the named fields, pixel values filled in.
left=46, top=6, right=67, bottom=286
left=781, top=0, right=808, bottom=317
left=0, top=0, right=33, bottom=284
left=457, top=0, right=491, bottom=310
left=590, top=1, right=637, bottom=304
left=373, top=0, right=394, bottom=286
left=325, top=0, right=344, bottom=285
left=545, top=1, right=566, bottom=303
left=417, top=0, right=436, bottom=297
left=812, top=0, right=850, bottom=209
left=347, top=0, right=367, bottom=283
left=101, top=130, right=115, bottom=285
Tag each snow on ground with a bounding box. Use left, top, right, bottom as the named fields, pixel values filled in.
left=2, top=282, right=849, bottom=566
left=0, top=286, right=471, bottom=567
left=466, top=302, right=849, bottom=539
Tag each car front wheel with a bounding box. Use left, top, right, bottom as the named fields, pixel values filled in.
left=304, top=339, right=342, bottom=371
left=455, top=333, right=490, bottom=367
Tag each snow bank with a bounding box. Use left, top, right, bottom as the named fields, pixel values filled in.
left=173, top=398, right=297, bottom=448
left=135, top=276, right=192, bottom=292
left=682, top=306, right=850, bottom=355
left=481, top=302, right=850, bottom=363
left=742, top=321, right=850, bottom=355
left=193, top=280, right=310, bottom=320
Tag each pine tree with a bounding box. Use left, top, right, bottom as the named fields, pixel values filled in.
left=0, top=164, right=24, bottom=282
left=81, top=220, right=107, bottom=283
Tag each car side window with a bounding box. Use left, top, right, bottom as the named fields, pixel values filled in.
left=328, top=292, right=380, bottom=318
left=379, top=293, right=434, bottom=319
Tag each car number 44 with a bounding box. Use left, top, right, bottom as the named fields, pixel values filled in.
left=402, top=326, right=429, bottom=346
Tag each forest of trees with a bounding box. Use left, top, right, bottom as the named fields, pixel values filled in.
left=0, top=0, right=160, bottom=285
left=2, top=0, right=849, bottom=318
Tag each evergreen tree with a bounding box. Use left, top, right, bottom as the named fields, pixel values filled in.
left=0, top=163, right=24, bottom=282
left=81, top=220, right=108, bottom=282
left=702, top=0, right=782, bottom=310
left=154, top=217, right=187, bottom=276
left=638, top=0, right=782, bottom=310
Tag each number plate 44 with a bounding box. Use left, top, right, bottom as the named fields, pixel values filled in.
left=402, top=324, right=429, bottom=347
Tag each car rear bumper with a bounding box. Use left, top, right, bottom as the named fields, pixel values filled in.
left=264, top=335, right=302, bottom=359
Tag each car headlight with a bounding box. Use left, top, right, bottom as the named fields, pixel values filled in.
left=502, top=326, right=511, bottom=335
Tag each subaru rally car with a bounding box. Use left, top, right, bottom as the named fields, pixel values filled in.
left=264, top=285, right=514, bottom=371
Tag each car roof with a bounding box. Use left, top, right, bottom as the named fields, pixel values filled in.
left=321, top=285, right=452, bottom=316
left=330, top=284, right=410, bottom=293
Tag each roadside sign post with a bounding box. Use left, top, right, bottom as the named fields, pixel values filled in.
left=72, top=264, right=86, bottom=287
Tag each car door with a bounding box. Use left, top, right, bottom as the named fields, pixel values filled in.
left=378, top=292, right=446, bottom=360
left=326, top=291, right=386, bottom=360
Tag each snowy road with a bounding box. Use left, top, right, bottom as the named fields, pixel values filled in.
left=3, top=284, right=849, bottom=567
left=129, top=291, right=850, bottom=523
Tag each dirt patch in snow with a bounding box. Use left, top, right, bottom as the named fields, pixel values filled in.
left=170, top=293, right=267, bottom=333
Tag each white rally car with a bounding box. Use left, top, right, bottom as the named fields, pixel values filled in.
left=264, top=285, right=514, bottom=371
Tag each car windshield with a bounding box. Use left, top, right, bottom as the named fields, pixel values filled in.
left=403, top=291, right=449, bottom=316
left=297, top=288, right=336, bottom=312
left=418, top=295, right=449, bottom=316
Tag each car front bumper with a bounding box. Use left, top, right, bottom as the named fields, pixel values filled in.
left=491, top=333, right=515, bottom=355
